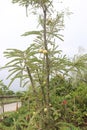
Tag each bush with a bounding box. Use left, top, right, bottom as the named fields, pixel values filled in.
left=3, top=116, right=14, bottom=126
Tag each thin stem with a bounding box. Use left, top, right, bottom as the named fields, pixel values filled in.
left=26, top=66, right=36, bottom=94
left=36, top=69, right=46, bottom=104
left=43, top=5, right=50, bottom=106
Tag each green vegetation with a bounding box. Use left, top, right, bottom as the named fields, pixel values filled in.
left=0, top=0, right=87, bottom=130
left=0, top=80, right=23, bottom=104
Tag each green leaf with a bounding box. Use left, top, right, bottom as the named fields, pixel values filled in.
left=21, top=31, right=41, bottom=36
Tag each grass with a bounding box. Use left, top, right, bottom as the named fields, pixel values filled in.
left=0, top=98, right=20, bottom=105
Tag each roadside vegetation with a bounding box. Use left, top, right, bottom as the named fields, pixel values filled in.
left=0, top=0, right=87, bottom=130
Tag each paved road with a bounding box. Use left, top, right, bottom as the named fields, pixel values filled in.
left=0, top=102, right=22, bottom=114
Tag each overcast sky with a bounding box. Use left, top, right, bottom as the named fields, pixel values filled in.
left=0, top=0, right=87, bottom=91
left=64, top=0, right=87, bottom=56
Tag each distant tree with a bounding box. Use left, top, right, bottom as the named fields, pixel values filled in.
left=0, top=80, right=8, bottom=95
left=15, top=91, right=24, bottom=97
left=68, top=53, right=87, bottom=86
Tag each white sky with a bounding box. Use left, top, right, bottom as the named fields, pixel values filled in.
left=0, top=0, right=87, bottom=91
left=63, top=0, right=87, bottom=56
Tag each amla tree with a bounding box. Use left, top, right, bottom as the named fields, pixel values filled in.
left=2, top=0, right=65, bottom=129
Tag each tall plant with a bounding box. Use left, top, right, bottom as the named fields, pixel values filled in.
left=1, top=0, right=65, bottom=129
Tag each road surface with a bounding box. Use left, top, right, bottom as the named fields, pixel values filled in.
left=0, top=102, right=22, bottom=114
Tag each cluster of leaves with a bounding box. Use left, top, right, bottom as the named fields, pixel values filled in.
left=0, top=80, right=15, bottom=96
left=1, top=76, right=87, bottom=130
